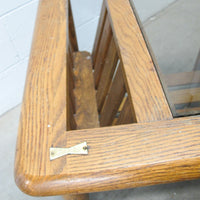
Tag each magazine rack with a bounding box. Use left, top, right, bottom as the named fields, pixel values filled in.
left=15, top=0, right=200, bottom=199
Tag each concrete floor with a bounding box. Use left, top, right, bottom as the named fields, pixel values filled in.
left=143, top=0, right=200, bottom=74
left=1, top=0, right=200, bottom=199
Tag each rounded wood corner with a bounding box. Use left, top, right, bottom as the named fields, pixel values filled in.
left=14, top=170, right=48, bottom=196
left=14, top=167, right=87, bottom=196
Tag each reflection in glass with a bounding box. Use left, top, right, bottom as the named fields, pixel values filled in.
left=130, top=0, right=200, bottom=116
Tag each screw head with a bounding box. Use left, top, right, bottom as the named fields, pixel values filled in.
left=83, top=146, right=87, bottom=150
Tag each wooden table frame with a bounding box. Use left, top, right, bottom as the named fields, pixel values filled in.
left=15, top=0, right=200, bottom=197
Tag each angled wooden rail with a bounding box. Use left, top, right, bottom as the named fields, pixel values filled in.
left=92, top=0, right=172, bottom=125
left=15, top=116, right=200, bottom=196
left=15, top=0, right=200, bottom=199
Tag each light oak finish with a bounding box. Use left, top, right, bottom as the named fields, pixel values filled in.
left=64, top=52, right=96, bottom=200
left=100, top=63, right=126, bottom=126
left=176, top=107, right=200, bottom=115
left=15, top=0, right=68, bottom=191
left=15, top=0, right=200, bottom=198
left=68, top=0, right=78, bottom=52
left=164, top=70, right=200, bottom=116
left=93, top=15, right=112, bottom=88
left=116, top=97, right=135, bottom=125
left=106, top=0, right=172, bottom=122
left=92, top=3, right=107, bottom=67
left=170, top=87, right=200, bottom=105
left=73, top=52, right=99, bottom=129
left=69, top=99, right=77, bottom=130
left=63, top=194, right=89, bottom=200
left=165, top=71, right=200, bottom=87
left=96, top=37, right=118, bottom=111
left=16, top=116, right=200, bottom=196
left=68, top=52, right=76, bottom=114
left=129, top=0, right=176, bottom=118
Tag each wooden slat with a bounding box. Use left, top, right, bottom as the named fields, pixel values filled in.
left=96, top=37, right=118, bottom=111
left=116, top=97, right=135, bottom=125
left=129, top=0, right=176, bottom=118
left=73, top=51, right=99, bottom=129
left=170, top=87, right=200, bottom=105
left=92, top=3, right=107, bottom=66
left=118, top=95, right=127, bottom=112
left=69, top=51, right=100, bottom=200
left=112, top=95, right=127, bottom=126
left=69, top=41, right=75, bottom=69
left=68, top=47, right=75, bottom=88
left=66, top=50, right=98, bottom=200
left=106, top=0, right=173, bottom=122
left=69, top=82, right=75, bottom=114
left=100, top=63, right=126, bottom=126
left=176, top=107, right=200, bottom=116
left=94, top=15, right=112, bottom=88
left=67, top=52, right=76, bottom=114
left=66, top=50, right=97, bottom=199
left=68, top=0, right=78, bottom=52
left=165, top=71, right=200, bottom=87
left=68, top=97, right=77, bottom=130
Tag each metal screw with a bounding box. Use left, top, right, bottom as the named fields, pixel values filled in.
left=83, top=146, right=87, bottom=150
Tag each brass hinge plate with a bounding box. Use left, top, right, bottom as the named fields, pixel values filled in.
left=50, top=142, right=88, bottom=161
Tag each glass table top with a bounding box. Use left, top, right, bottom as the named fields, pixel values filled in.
left=130, top=0, right=200, bottom=117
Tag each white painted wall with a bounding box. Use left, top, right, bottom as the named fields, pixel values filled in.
left=0, top=0, right=175, bottom=116
left=0, top=0, right=38, bottom=115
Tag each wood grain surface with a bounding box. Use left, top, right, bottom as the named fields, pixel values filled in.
left=67, top=51, right=76, bottom=114
left=92, top=3, right=107, bottom=67
left=176, top=107, right=200, bottom=116
left=170, top=87, right=200, bottom=105
left=100, top=62, right=126, bottom=126
left=106, top=0, right=173, bottom=122
left=64, top=51, right=97, bottom=200
left=68, top=0, right=78, bottom=52
left=165, top=71, right=200, bottom=87
left=16, top=116, right=200, bottom=196
left=93, top=15, right=112, bottom=88
left=96, top=36, right=118, bottom=111
left=63, top=194, right=89, bottom=200
left=116, top=97, right=135, bottom=125
left=15, top=0, right=68, bottom=195
left=15, top=0, right=200, bottom=197
left=73, top=52, right=99, bottom=129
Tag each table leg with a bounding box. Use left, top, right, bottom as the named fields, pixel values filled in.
left=62, top=194, right=89, bottom=200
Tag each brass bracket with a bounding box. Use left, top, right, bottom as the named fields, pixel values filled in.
left=50, top=142, right=88, bottom=161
